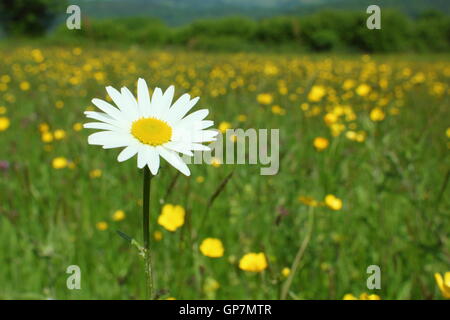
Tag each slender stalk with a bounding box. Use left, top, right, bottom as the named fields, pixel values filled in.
left=142, top=167, right=153, bottom=300
left=280, top=206, right=315, bottom=300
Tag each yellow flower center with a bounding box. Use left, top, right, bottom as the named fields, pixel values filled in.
left=131, top=117, right=172, bottom=146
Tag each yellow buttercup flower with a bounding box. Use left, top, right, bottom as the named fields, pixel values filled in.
left=39, top=123, right=50, bottom=133
left=237, top=114, right=247, bottom=122
left=31, top=49, right=44, bottom=63
left=324, top=113, right=338, bottom=125
left=324, top=194, right=343, bottom=211
left=89, top=169, right=102, bottom=179
left=73, top=123, right=83, bottom=131
left=55, top=100, right=64, bottom=109
left=0, top=106, right=6, bottom=114
left=300, top=103, right=309, bottom=111
left=41, top=132, right=53, bottom=143
left=346, top=130, right=357, bottom=141
left=112, top=209, right=126, bottom=221
left=203, top=277, right=220, bottom=293
left=278, top=86, right=288, bottom=95
left=355, top=131, right=366, bottom=142
left=356, top=84, right=371, bottom=96
left=370, top=108, right=385, bottom=122
left=96, top=221, right=108, bottom=231
left=0, top=117, right=10, bottom=131
left=446, top=128, right=450, bottom=138
left=94, top=71, right=105, bottom=82
left=218, top=121, right=231, bottom=133
left=157, top=204, right=185, bottom=232
left=308, top=85, right=326, bottom=102
left=239, top=252, right=268, bottom=272
left=313, top=137, right=329, bottom=151
left=200, top=238, right=224, bottom=258
left=211, top=157, right=222, bottom=168
left=264, top=63, right=279, bottom=76
left=20, top=81, right=30, bottom=91
left=1, top=75, right=11, bottom=83
left=342, top=79, right=356, bottom=90
left=346, top=130, right=366, bottom=143
left=343, top=293, right=381, bottom=300
left=359, top=293, right=381, bottom=300
left=271, top=105, right=286, bottom=115
left=298, top=195, right=319, bottom=207
left=281, top=267, right=291, bottom=278
left=257, top=93, right=273, bottom=105
left=196, top=176, right=205, bottom=183
left=434, top=272, right=450, bottom=298
left=153, top=230, right=163, bottom=241
left=53, top=129, right=66, bottom=140
left=327, top=122, right=341, bottom=134
left=52, top=157, right=68, bottom=169
left=412, top=72, right=425, bottom=84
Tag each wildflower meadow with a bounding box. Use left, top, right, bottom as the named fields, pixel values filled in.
left=0, top=45, right=448, bottom=300
left=0, top=0, right=450, bottom=302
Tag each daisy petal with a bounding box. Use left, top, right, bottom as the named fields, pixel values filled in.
left=103, top=140, right=134, bottom=149
left=190, top=130, right=218, bottom=143
left=149, top=87, right=163, bottom=117
left=121, top=87, right=141, bottom=118
left=137, top=145, right=147, bottom=169
left=105, top=86, right=124, bottom=111
left=199, top=120, right=214, bottom=130
left=84, top=111, right=128, bottom=129
left=146, top=146, right=160, bottom=175
left=154, top=85, right=174, bottom=119
left=177, top=109, right=209, bottom=126
left=138, top=78, right=152, bottom=117
left=164, top=141, right=194, bottom=156
left=84, top=122, right=124, bottom=132
left=157, top=146, right=190, bottom=176
left=190, top=143, right=211, bottom=151
left=117, top=144, right=139, bottom=162
left=92, top=98, right=123, bottom=120
left=88, top=131, right=131, bottom=147
left=106, top=86, right=139, bottom=120
left=166, top=95, right=198, bottom=123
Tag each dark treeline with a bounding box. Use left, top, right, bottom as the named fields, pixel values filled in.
left=52, top=10, right=450, bottom=53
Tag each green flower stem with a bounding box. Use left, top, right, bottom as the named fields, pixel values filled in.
left=280, top=206, right=315, bottom=300
left=142, top=167, right=153, bottom=299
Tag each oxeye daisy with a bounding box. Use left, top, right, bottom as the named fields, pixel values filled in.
left=84, top=78, right=218, bottom=176
left=84, top=78, right=218, bottom=300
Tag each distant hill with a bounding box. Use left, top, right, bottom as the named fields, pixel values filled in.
left=288, top=0, right=450, bottom=17
left=73, top=0, right=449, bottom=25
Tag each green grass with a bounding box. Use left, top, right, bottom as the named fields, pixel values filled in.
left=0, top=45, right=448, bottom=299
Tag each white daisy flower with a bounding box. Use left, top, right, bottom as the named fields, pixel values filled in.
left=84, top=78, right=217, bottom=176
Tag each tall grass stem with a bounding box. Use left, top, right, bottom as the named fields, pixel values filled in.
left=280, top=206, right=315, bottom=300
